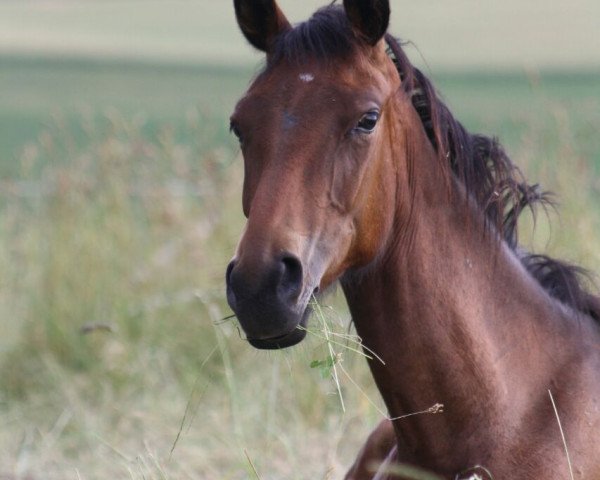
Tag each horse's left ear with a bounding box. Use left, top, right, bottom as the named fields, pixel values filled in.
left=233, top=0, right=291, bottom=53
left=343, top=0, right=390, bottom=46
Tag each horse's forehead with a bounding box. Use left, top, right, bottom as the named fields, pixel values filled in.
left=262, top=67, right=338, bottom=93
left=289, top=60, right=375, bottom=87
left=242, top=60, right=386, bottom=109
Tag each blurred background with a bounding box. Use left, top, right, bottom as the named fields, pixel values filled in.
left=0, top=1, right=599, bottom=479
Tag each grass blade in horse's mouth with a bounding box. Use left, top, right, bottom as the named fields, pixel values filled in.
left=245, top=307, right=312, bottom=350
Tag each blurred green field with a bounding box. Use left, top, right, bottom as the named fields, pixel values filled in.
left=0, top=57, right=248, bottom=176
left=3, top=56, right=599, bottom=177
left=1, top=1, right=600, bottom=479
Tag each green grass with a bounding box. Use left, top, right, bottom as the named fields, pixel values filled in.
left=0, top=56, right=254, bottom=177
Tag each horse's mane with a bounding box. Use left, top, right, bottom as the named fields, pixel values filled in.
left=384, top=35, right=600, bottom=321
left=270, top=5, right=600, bottom=321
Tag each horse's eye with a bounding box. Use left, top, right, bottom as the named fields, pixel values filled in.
left=230, top=121, right=243, bottom=143
left=355, top=111, right=380, bottom=134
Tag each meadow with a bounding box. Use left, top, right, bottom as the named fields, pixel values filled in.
left=1, top=1, right=600, bottom=479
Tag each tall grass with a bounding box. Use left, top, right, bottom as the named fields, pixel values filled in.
left=515, top=104, right=600, bottom=274
left=0, top=98, right=598, bottom=479
left=1, top=110, right=234, bottom=392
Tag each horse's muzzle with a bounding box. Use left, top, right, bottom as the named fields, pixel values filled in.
left=225, top=253, right=310, bottom=349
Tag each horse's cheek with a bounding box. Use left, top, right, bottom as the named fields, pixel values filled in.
left=328, top=146, right=392, bottom=266
left=353, top=199, right=388, bottom=265
left=353, top=154, right=395, bottom=260
left=329, top=148, right=367, bottom=212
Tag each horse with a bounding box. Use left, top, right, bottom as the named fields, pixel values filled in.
left=225, top=0, right=600, bottom=478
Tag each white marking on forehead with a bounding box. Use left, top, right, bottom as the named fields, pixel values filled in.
left=299, top=73, right=315, bottom=83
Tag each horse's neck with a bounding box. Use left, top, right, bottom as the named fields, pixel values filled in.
left=341, top=121, right=583, bottom=470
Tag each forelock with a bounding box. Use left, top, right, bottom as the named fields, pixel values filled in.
left=269, top=6, right=359, bottom=65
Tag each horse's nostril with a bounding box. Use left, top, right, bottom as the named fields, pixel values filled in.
left=226, top=261, right=235, bottom=284
left=279, top=254, right=303, bottom=301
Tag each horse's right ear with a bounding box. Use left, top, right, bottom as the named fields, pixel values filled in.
left=234, top=0, right=291, bottom=52
left=343, top=0, right=390, bottom=46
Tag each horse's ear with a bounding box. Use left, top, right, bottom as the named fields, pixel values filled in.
left=343, top=0, right=390, bottom=46
left=234, top=0, right=291, bottom=52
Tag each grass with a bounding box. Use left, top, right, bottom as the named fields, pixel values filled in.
left=549, top=390, right=575, bottom=480
left=0, top=56, right=252, bottom=177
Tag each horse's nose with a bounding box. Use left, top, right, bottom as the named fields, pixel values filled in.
left=225, top=253, right=305, bottom=339
left=226, top=253, right=303, bottom=309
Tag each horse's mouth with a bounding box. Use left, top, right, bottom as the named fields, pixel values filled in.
left=247, top=327, right=307, bottom=349
left=246, top=306, right=311, bottom=350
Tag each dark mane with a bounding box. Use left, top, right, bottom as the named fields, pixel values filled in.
left=270, top=5, right=600, bottom=321
left=383, top=34, right=600, bottom=321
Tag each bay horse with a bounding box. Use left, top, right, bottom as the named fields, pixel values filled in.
left=225, top=0, right=600, bottom=478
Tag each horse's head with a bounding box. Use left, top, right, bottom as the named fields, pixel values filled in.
left=226, top=0, right=402, bottom=349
